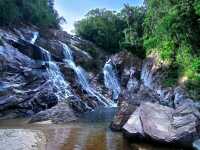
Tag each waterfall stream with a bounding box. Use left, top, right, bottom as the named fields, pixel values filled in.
left=103, top=59, right=121, bottom=100
left=38, top=47, right=74, bottom=101
left=30, top=32, right=39, bottom=44
left=60, top=42, right=116, bottom=107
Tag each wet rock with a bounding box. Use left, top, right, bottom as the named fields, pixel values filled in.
left=110, top=101, right=136, bottom=131
left=13, top=27, right=39, bottom=44
left=123, top=102, right=200, bottom=148
left=0, top=40, right=61, bottom=117
left=156, top=87, right=174, bottom=107
left=7, top=39, right=52, bottom=62
left=141, top=53, right=164, bottom=90
left=110, top=51, right=142, bottom=87
left=173, top=87, right=190, bottom=108
left=0, top=96, right=18, bottom=111
left=37, top=30, right=103, bottom=72
left=111, top=84, right=160, bottom=131
left=0, top=129, right=46, bottom=150
left=126, top=77, right=140, bottom=94
left=140, top=53, right=176, bottom=106
left=30, top=102, right=77, bottom=124
left=127, top=85, right=160, bottom=106
left=123, top=107, right=144, bottom=139
left=38, top=38, right=93, bottom=64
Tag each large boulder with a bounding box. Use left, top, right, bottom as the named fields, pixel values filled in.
left=111, top=85, right=160, bottom=131
left=29, top=102, right=77, bottom=124
left=110, top=101, right=136, bottom=131
left=123, top=102, right=200, bottom=148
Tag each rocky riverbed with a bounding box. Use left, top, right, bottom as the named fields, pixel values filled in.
left=0, top=25, right=200, bottom=149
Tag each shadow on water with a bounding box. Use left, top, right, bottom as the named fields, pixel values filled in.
left=0, top=107, right=184, bottom=150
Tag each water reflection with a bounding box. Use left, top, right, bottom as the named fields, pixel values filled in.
left=0, top=120, right=183, bottom=150
left=45, top=123, right=132, bottom=150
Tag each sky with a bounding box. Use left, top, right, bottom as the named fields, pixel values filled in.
left=55, top=0, right=144, bottom=34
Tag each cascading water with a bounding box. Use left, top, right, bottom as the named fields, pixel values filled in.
left=60, top=42, right=116, bottom=107
left=38, top=47, right=74, bottom=101
left=30, top=32, right=39, bottom=44
left=103, top=59, right=121, bottom=100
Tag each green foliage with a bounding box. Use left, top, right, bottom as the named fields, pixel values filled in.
left=144, top=0, right=200, bottom=99
left=75, top=8, right=126, bottom=53
left=194, top=0, right=200, bottom=15
left=159, top=40, right=175, bottom=61
left=0, top=0, right=61, bottom=28
left=75, top=7, right=146, bottom=56
left=120, top=5, right=146, bottom=58
left=162, top=64, right=179, bottom=87
left=0, top=0, right=20, bottom=24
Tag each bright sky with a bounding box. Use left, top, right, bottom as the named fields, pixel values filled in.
left=55, top=0, right=144, bottom=34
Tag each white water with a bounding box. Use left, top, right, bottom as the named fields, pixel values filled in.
left=60, top=42, right=116, bottom=107
left=30, top=32, right=39, bottom=44
left=103, top=59, right=121, bottom=100
left=39, top=47, right=74, bottom=101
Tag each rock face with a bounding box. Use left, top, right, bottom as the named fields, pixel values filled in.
left=0, top=129, right=46, bottom=150
left=123, top=102, right=200, bottom=147
left=0, top=25, right=116, bottom=121
left=29, top=102, right=77, bottom=124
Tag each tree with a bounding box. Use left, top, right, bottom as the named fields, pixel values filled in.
left=0, top=0, right=61, bottom=28
left=144, top=0, right=200, bottom=99
left=75, top=8, right=126, bottom=53
left=75, top=6, right=146, bottom=57
left=120, top=5, right=146, bottom=58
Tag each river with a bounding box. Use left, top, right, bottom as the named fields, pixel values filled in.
left=0, top=108, right=183, bottom=150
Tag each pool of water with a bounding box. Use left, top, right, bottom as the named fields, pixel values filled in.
left=0, top=107, right=184, bottom=150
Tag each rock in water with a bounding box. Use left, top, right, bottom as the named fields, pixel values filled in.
left=123, top=107, right=144, bottom=139
left=110, top=101, right=136, bottom=131
left=0, top=129, right=46, bottom=150
left=123, top=102, right=200, bottom=148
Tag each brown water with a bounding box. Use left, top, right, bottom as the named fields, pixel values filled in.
left=0, top=118, right=184, bottom=150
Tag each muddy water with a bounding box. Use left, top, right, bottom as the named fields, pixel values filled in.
left=0, top=108, right=183, bottom=150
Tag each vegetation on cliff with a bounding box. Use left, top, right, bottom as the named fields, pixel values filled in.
left=0, top=0, right=62, bottom=28
left=75, top=1, right=200, bottom=99
left=144, top=0, right=200, bottom=99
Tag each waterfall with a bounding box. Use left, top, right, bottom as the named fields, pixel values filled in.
left=103, top=59, right=121, bottom=100
left=60, top=42, right=116, bottom=107
left=39, top=47, right=74, bottom=101
left=30, top=32, right=39, bottom=44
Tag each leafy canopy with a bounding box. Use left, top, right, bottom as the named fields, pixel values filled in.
left=75, top=6, right=145, bottom=56
left=0, top=0, right=61, bottom=28
left=144, top=0, right=200, bottom=99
